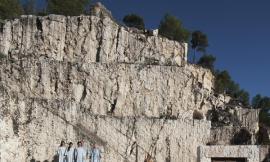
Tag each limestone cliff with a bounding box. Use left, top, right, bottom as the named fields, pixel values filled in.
left=0, top=3, right=261, bottom=162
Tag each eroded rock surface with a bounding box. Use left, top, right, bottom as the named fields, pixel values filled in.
left=0, top=3, right=261, bottom=162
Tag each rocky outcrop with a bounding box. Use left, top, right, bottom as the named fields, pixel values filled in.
left=0, top=94, right=211, bottom=161
left=0, top=13, right=187, bottom=66
left=0, top=56, right=214, bottom=161
left=207, top=99, right=259, bottom=145
left=0, top=3, right=261, bottom=162
left=0, top=58, right=213, bottom=117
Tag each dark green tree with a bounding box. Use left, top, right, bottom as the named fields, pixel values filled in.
left=215, top=70, right=237, bottom=95
left=197, top=54, right=216, bottom=71
left=259, top=97, right=270, bottom=109
left=214, top=70, right=250, bottom=106
left=214, top=70, right=232, bottom=94
left=123, top=14, right=145, bottom=30
left=191, top=30, right=209, bottom=63
left=159, top=14, right=190, bottom=42
left=0, top=0, right=23, bottom=19
left=235, top=89, right=250, bottom=106
left=252, top=95, right=270, bottom=109
left=47, top=0, right=91, bottom=16
left=254, top=95, right=270, bottom=127
left=259, top=110, right=270, bottom=127
left=252, top=94, right=263, bottom=109
left=226, top=80, right=240, bottom=97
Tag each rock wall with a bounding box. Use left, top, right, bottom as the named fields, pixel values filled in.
left=0, top=3, right=261, bottom=162
left=0, top=54, right=213, bottom=161
left=0, top=58, right=213, bottom=118
left=0, top=11, right=213, bottom=162
left=0, top=6, right=215, bottom=161
left=0, top=94, right=211, bottom=162
left=236, top=108, right=259, bottom=132
left=210, top=108, right=259, bottom=145
left=0, top=14, right=187, bottom=66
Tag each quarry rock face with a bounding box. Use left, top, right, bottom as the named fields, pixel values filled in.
left=0, top=13, right=187, bottom=66
left=0, top=3, right=263, bottom=162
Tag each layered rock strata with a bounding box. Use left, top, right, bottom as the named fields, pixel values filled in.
left=0, top=3, right=262, bottom=162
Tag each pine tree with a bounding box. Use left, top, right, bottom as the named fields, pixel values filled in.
left=159, top=14, right=190, bottom=42
left=47, top=0, right=91, bottom=16
left=123, top=14, right=145, bottom=30
left=191, top=31, right=208, bottom=63
left=0, top=0, right=23, bottom=19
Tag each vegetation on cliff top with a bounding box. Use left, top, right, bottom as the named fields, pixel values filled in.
left=158, top=14, right=190, bottom=42
left=47, top=0, right=91, bottom=16
left=252, top=95, right=270, bottom=126
left=123, top=14, right=145, bottom=30
left=0, top=0, right=91, bottom=19
left=0, top=0, right=23, bottom=19
left=191, top=31, right=209, bottom=63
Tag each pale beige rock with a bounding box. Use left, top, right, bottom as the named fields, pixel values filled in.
left=199, top=145, right=261, bottom=162
left=0, top=58, right=214, bottom=118
left=0, top=3, right=262, bottom=162
left=0, top=14, right=187, bottom=66
left=0, top=95, right=211, bottom=162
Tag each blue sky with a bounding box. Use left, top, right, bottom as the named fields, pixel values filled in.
left=35, top=0, right=270, bottom=97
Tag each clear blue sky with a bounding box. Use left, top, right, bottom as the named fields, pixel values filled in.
left=35, top=0, right=270, bottom=98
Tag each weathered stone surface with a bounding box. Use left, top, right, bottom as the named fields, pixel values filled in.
left=0, top=10, right=213, bottom=161
left=208, top=103, right=259, bottom=145
left=199, top=145, right=261, bottom=162
left=0, top=14, right=187, bottom=66
left=0, top=95, right=211, bottom=162
left=0, top=3, right=262, bottom=162
left=0, top=58, right=213, bottom=118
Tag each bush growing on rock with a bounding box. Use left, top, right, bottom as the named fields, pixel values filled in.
left=256, top=124, right=270, bottom=145
left=252, top=95, right=270, bottom=109
left=207, top=107, right=241, bottom=127
left=230, top=128, right=252, bottom=145
left=197, top=54, right=216, bottom=72
left=259, top=110, right=270, bottom=127
left=214, top=70, right=250, bottom=106
left=159, top=14, right=190, bottom=42
left=251, top=95, right=270, bottom=127
left=47, top=0, right=91, bottom=16
left=0, top=0, right=23, bottom=19
left=123, top=14, right=145, bottom=30
left=193, top=35, right=250, bottom=107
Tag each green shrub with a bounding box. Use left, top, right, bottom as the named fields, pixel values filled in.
left=197, top=54, right=216, bottom=71
left=47, top=0, right=91, bottom=16
left=123, top=14, right=145, bottom=30
left=159, top=14, right=190, bottom=42
left=0, top=0, right=23, bottom=19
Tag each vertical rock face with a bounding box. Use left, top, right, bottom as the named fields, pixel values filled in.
left=0, top=13, right=187, bottom=66
left=0, top=59, right=213, bottom=117
left=0, top=3, right=260, bottom=162
left=1, top=95, right=212, bottom=162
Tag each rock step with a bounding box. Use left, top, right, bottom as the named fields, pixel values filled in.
left=0, top=14, right=187, bottom=66
left=0, top=58, right=214, bottom=118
